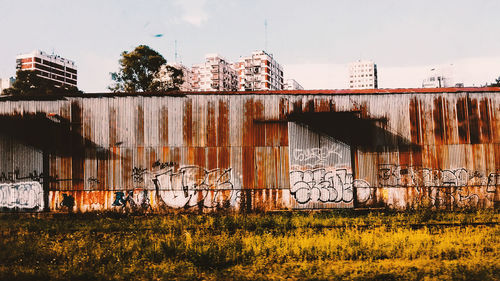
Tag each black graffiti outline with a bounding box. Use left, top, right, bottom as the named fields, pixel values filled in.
left=289, top=168, right=360, bottom=205
left=0, top=182, right=44, bottom=210
left=152, top=166, right=238, bottom=209
left=377, top=164, right=493, bottom=188
left=132, top=167, right=148, bottom=183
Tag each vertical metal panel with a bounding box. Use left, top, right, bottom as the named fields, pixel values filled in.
left=0, top=89, right=498, bottom=212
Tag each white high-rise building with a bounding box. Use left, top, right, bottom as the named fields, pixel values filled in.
left=16, top=50, right=77, bottom=87
left=422, top=65, right=455, bottom=88
left=0, top=77, right=15, bottom=94
left=348, top=60, right=377, bottom=89
left=234, top=50, right=284, bottom=91
left=190, top=54, right=238, bottom=91
left=284, top=79, right=304, bottom=90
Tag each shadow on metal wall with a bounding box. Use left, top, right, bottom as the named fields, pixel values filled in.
left=287, top=111, right=420, bottom=153
left=0, top=112, right=111, bottom=159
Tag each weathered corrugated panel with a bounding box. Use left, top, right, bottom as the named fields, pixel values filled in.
left=0, top=89, right=499, bottom=212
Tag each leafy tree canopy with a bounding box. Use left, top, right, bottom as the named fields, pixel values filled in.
left=161, top=65, right=184, bottom=91
left=109, top=45, right=181, bottom=93
left=2, top=70, right=81, bottom=96
left=488, top=76, right=500, bottom=87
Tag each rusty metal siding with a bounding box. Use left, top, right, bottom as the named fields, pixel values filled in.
left=0, top=89, right=498, bottom=212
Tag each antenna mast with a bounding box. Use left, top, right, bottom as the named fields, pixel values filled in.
left=174, top=40, right=179, bottom=63
left=264, top=19, right=268, bottom=51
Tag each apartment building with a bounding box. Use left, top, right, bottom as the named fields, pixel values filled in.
left=157, top=63, right=193, bottom=91
left=284, top=79, right=304, bottom=90
left=190, top=54, right=238, bottom=91
left=16, top=50, right=77, bottom=87
left=234, top=50, right=284, bottom=91
left=0, top=77, right=15, bottom=94
left=348, top=60, right=377, bottom=89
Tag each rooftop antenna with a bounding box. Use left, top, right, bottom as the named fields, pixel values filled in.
left=174, top=40, right=179, bottom=64
left=264, top=19, right=268, bottom=51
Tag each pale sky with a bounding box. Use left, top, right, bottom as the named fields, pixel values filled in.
left=1, top=0, right=499, bottom=92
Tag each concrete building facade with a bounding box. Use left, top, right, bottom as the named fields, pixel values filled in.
left=284, top=79, right=304, bottom=90
left=157, top=63, right=193, bottom=91
left=0, top=77, right=15, bottom=94
left=422, top=65, right=455, bottom=88
left=16, top=50, right=77, bottom=87
left=235, top=50, right=284, bottom=91
left=348, top=60, right=377, bottom=89
left=190, top=54, right=238, bottom=91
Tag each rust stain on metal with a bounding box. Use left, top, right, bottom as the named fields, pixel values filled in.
left=409, top=98, right=421, bottom=145
left=183, top=99, right=193, bottom=147
left=468, top=97, right=481, bottom=144
left=254, top=99, right=265, bottom=147
left=456, top=97, right=469, bottom=144
left=136, top=102, right=144, bottom=146
left=433, top=96, right=445, bottom=144
left=242, top=99, right=254, bottom=148
left=0, top=89, right=498, bottom=212
left=160, top=106, right=168, bottom=145
left=71, top=101, right=84, bottom=190
left=305, top=98, right=315, bottom=113
left=207, top=101, right=216, bottom=147
left=479, top=98, right=492, bottom=142
left=217, top=100, right=229, bottom=146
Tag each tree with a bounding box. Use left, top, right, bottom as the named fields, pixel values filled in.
left=488, top=76, right=500, bottom=87
left=2, top=70, right=81, bottom=96
left=159, top=64, right=184, bottom=91
left=109, top=45, right=180, bottom=92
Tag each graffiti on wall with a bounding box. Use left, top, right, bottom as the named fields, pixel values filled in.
left=289, top=168, right=371, bottom=205
left=0, top=169, right=69, bottom=184
left=378, top=164, right=498, bottom=208
left=378, top=164, right=485, bottom=187
left=152, top=166, right=238, bottom=209
left=115, top=162, right=239, bottom=210
left=292, top=145, right=343, bottom=165
left=112, top=190, right=151, bottom=212
left=0, top=181, right=44, bottom=210
left=87, top=177, right=100, bottom=187
left=0, top=169, right=46, bottom=183
left=132, top=167, right=148, bottom=183
left=60, top=193, right=75, bottom=211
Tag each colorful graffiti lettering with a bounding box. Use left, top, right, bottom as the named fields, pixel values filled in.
left=112, top=190, right=151, bottom=212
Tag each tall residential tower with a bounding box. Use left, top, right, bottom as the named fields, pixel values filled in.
left=190, top=54, right=238, bottom=91
left=234, top=50, right=284, bottom=91
left=348, top=60, right=377, bottom=89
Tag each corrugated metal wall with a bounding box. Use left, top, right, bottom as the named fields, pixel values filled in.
left=0, top=89, right=498, bottom=212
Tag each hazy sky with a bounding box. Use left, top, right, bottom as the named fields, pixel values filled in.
left=1, top=0, right=499, bottom=91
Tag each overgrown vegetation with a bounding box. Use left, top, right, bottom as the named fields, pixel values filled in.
left=0, top=210, right=498, bottom=280
left=2, top=70, right=82, bottom=96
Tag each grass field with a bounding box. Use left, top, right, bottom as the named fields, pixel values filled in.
left=0, top=209, right=498, bottom=281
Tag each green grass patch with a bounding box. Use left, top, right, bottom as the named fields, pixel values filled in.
left=0, top=210, right=498, bottom=280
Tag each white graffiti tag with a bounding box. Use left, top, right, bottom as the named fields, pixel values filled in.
left=0, top=181, right=44, bottom=210
left=290, top=168, right=354, bottom=204
left=152, top=166, right=238, bottom=209
left=293, top=146, right=342, bottom=164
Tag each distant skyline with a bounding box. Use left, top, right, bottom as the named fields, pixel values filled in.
left=1, top=0, right=499, bottom=92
